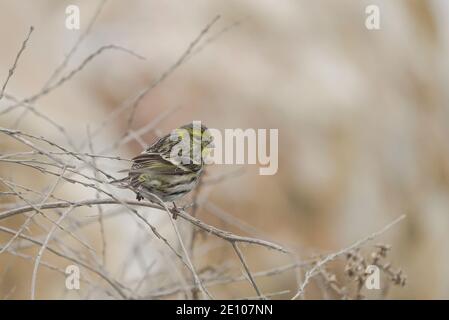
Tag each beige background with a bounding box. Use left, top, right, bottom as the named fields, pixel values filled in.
left=1, top=0, right=449, bottom=299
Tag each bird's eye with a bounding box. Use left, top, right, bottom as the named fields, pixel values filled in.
left=204, top=136, right=214, bottom=147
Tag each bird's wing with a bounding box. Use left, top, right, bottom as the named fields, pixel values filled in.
left=141, top=134, right=203, bottom=172
left=130, top=153, right=191, bottom=174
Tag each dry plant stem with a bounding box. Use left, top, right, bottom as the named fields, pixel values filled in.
left=74, top=15, right=221, bottom=151
left=126, top=205, right=188, bottom=267
left=190, top=18, right=245, bottom=57
left=0, top=225, right=127, bottom=299
left=318, top=269, right=347, bottom=299
left=40, top=45, right=145, bottom=99
left=96, top=187, right=199, bottom=293
left=85, top=184, right=193, bottom=282
left=71, top=104, right=178, bottom=176
left=0, top=12, right=289, bottom=300
left=0, top=181, right=100, bottom=266
left=0, top=128, right=118, bottom=180
left=66, top=15, right=229, bottom=162
left=76, top=17, right=240, bottom=164
left=128, top=260, right=156, bottom=298
left=291, top=214, right=406, bottom=300
left=0, top=26, right=34, bottom=100
left=2, top=95, right=78, bottom=149
left=0, top=125, right=289, bottom=299
left=30, top=205, right=75, bottom=299
left=170, top=214, right=213, bottom=300
left=0, top=203, right=89, bottom=263
left=87, top=126, right=107, bottom=266
left=242, top=290, right=290, bottom=300
left=0, top=178, right=96, bottom=253
left=157, top=245, right=194, bottom=300
left=204, top=201, right=268, bottom=239
left=232, top=242, right=265, bottom=299
left=0, top=166, right=68, bottom=254
left=2, top=247, right=91, bottom=288
left=1, top=45, right=145, bottom=115
left=125, top=15, right=221, bottom=129
left=13, top=0, right=108, bottom=127
left=43, top=0, right=107, bottom=88
left=0, top=199, right=287, bottom=253
left=144, top=260, right=313, bottom=299
left=0, top=128, right=66, bottom=166
left=0, top=158, right=110, bottom=188
left=1, top=142, right=190, bottom=296
left=107, top=105, right=181, bottom=152
left=149, top=193, right=213, bottom=300
left=18, top=151, right=131, bottom=162
left=2, top=146, right=180, bottom=267
left=188, top=171, right=204, bottom=256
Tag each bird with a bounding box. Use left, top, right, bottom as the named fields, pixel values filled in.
left=113, top=123, right=214, bottom=218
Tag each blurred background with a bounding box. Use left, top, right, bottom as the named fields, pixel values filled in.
left=1, top=0, right=449, bottom=299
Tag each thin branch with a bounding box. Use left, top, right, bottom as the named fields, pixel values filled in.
left=146, top=193, right=213, bottom=300
left=87, top=126, right=107, bottom=267
left=143, top=260, right=313, bottom=299
left=43, top=0, right=107, bottom=88
left=232, top=242, right=264, bottom=299
left=291, top=214, right=406, bottom=300
left=0, top=225, right=127, bottom=299
left=80, top=15, right=220, bottom=148
left=0, top=166, right=68, bottom=254
left=0, top=198, right=288, bottom=253
left=30, top=206, right=75, bottom=300
left=1, top=45, right=145, bottom=115
left=125, top=15, right=221, bottom=129
left=0, top=26, right=34, bottom=100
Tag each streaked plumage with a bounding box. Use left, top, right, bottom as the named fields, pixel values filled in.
left=118, top=123, right=213, bottom=204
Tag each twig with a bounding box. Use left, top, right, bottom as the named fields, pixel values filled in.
left=232, top=242, right=264, bottom=299
left=0, top=26, right=34, bottom=100
left=143, top=260, right=312, bottom=299
left=291, top=214, right=406, bottom=299
left=0, top=198, right=287, bottom=253
left=125, top=15, right=221, bottom=129
left=87, top=126, right=107, bottom=267
left=0, top=166, right=68, bottom=254
left=1, top=45, right=145, bottom=115
left=148, top=193, right=213, bottom=300
left=30, top=206, right=75, bottom=299
left=0, top=225, right=127, bottom=299
left=44, top=0, right=107, bottom=88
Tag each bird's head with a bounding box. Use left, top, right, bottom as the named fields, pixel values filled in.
left=179, top=122, right=214, bottom=150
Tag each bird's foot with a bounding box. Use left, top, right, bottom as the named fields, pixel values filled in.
left=136, top=193, right=144, bottom=201
left=171, top=202, right=180, bottom=220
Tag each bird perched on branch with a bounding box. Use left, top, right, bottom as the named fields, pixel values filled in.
left=113, top=122, right=214, bottom=218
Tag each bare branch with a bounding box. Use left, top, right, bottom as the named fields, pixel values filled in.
left=0, top=26, right=34, bottom=100
left=232, top=242, right=264, bottom=299
left=0, top=224, right=127, bottom=299
left=291, top=214, right=406, bottom=300
left=30, top=205, right=75, bottom=299
left=0, top=198, right=288, bottom=253
left=43, top=0, right=108, bottom=88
